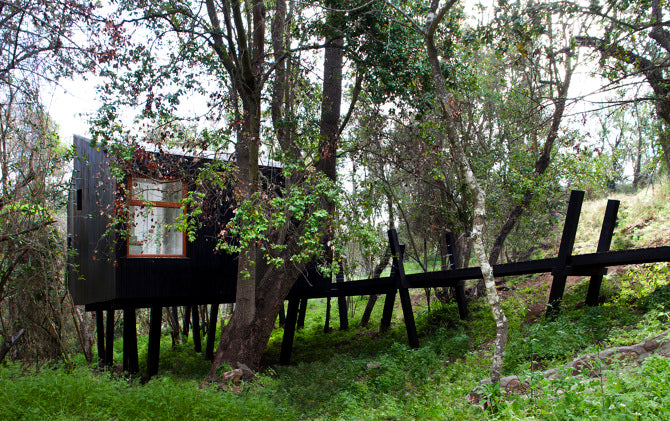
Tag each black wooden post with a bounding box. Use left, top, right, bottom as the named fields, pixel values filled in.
left=192, top=305, right=201, bottom=353
left=388, top=229, right=419, bottom=348
left=278, top=303, right=286, bottom=327
left=205, top=304, right=219, bottom=360
left=380, top=290, right=396, bottom=332
left=147, top=306, right=162, bottom=378
left=96, top=310, right=105, bottom=366
left=380, top=244, right=401, bottom=332
left=122, top=308, right=139, bottom=374
left=547, top=190, right=585, bottom=318
left=323, top=297, right=332, bottom=333
left=280, top=298, right=300, bottom=365
left=296, top=297, right=308, bottom=329
left=337, top=263, right=348, bottom=330
left=586, top=199, right=620, bottom=306
left=182, top=305, right=191, bottom=336
left=445, top=231, right=468, bottom=319
left=105, top=309, right=114, bottom=367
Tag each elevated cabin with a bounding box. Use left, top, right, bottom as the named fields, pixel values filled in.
left=67, top=135, right=281, bottom=312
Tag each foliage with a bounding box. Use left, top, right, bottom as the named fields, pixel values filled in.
left=0, top=100, right=79, bottom=363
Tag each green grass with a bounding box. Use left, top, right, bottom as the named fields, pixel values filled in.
left=2, top=185, right=670, bottom=419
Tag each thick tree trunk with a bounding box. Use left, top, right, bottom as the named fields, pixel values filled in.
left=207, top=264, right=303, bottom=375
left=424, top=0, right=508, bottom=382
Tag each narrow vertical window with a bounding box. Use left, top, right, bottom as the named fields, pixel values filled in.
left=127, top=177, right=186, bottom=257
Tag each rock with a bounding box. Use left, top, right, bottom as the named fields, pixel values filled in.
left=236, top=362, right=257, bottom=381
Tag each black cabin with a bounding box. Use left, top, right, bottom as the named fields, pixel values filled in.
left=67, top=135, right=280, bottom=311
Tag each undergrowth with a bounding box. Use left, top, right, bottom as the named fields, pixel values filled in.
left=2, top=186, right=670, bottom=419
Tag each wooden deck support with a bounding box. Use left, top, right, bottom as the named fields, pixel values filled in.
left=205, top=304, right=219, bottom=360
left=147, top=306, right=162, bottom=378
left=105, top=309, right=114, bottom=367
left=278, top=303, right=286, bottom=326
left=586, top=200, right=619, bottom=306
left=547, top=190, right=584, bottom=318
left=192, top=305, right=201, bottom=352
left=389, top=229, right=419, bottom=348
left=280, top=298, right=300, bottom=365
left=297, top=298, right=308, bottom=329
left=445, top=232, right=468, bottom=319
left=182, top=305, right=191, bottom=336
left=96, top=310, right=105, bottom=366
left=122, top=308, right=139, bottom=374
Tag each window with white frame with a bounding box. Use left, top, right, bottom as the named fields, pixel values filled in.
left=127, top=177, right=186, bottom=257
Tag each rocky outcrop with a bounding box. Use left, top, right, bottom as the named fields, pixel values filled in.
left=468, top=329, right=670, bottom=405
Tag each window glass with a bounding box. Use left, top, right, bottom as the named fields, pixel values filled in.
left=128, top=206, right=183, bottom=255
left=131, top=178, right=183, bottom=203
left=128, top=177, right=185, bottom=257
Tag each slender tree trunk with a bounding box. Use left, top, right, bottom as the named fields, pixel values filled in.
left=424, top=0, right=508, bottom=382
left=360, top=246, right=391, bottom=327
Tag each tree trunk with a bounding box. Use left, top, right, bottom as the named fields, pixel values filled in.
left=360, top=246, right=391, bottom=327
left=424, top=1, right=508, bottom=382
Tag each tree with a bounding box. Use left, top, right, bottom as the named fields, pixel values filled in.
left=0, top=94, right=73, bottom=363
left=421, top=0, right=509, bottom=382
left=0, top=0, right=98, bottom=363
left=574, top=0, right=670, bottom=176
left=94, top=0, right=354, bottom=372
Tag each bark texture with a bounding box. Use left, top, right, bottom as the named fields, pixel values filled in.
left=424, top=0, right=508, bottom=382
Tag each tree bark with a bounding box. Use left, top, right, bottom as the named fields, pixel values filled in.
left=424, top=0, right=508, bottom=382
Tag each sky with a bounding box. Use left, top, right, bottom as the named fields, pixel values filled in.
left=42, top=0, right=614, bottom=149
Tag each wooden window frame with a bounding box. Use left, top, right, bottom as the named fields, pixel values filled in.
left=127, top=176, right=187, bottom=258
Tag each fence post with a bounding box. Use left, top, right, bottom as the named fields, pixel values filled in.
left=547, top=190, right=584, bottom=318
left=388, top=229, right=419, bottom=348
left=586, top=199, right=620, bottom=306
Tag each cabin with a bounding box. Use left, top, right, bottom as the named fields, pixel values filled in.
left=67, top=135, right=282, bottom=374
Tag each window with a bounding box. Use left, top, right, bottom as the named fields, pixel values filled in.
left=127, top=177, right=186, bottom=257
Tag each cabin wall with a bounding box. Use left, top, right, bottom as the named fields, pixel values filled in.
left=68, top=135, right=117, bottom=306
left=69, top=136, right=282, bottom=309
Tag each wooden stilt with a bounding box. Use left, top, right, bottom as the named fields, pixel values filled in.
left=586, top=199, right=620, bottom=306
left=182, top=305, right=191, bottom=336
left=192, top=305, right=201, bottom=353
left=445, top=232, right=468, bottom=319
left=278, top=303, right=286, bottom=326
left=547, top=190, right=584, bottom=318
left=296, top=297, right=307, bottom=329
left=280, top=298, right=300, bottom=365
left=105, top=309, right=114, bottom=367
left=122, top=308, right=139, bottom=374
left=388, top=229, right=419, bottom=348
left=96, top=310, right=105, bottom=366
left=147, top=306, right=162, bottom=378
left=323, top=297, right=332, bottom=333
left=205, top=304, right=219, bottom=360
left=337, top=263, right=348, bottom=330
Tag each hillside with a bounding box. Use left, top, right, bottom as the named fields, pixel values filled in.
left=1, top=186, right=670, bottom=420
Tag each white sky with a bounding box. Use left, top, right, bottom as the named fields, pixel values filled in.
left=42, top=0, right=614, bottom=148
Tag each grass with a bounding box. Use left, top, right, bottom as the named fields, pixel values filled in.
left=2, top=185, right=670, bottom=419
